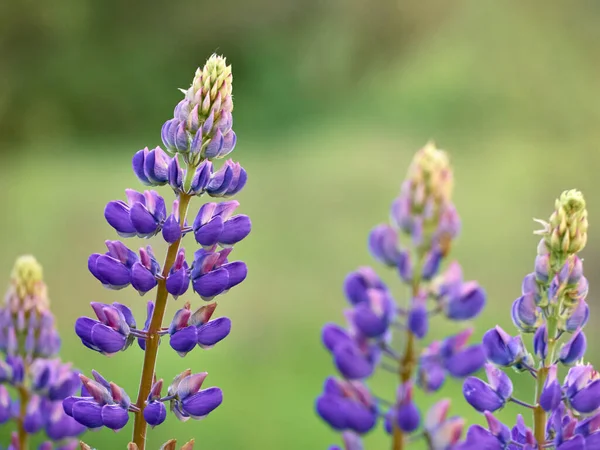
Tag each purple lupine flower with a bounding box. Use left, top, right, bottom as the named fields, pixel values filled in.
left=132, top=147, right=172, bottom=187
left=205, top=160, right=247, bottom=198
left=131, top=246, right=160, bottom=295
left=143, top=379, right=167, bottom=428
left=69, top=56, right=250, bottom=448
left=368, top=224, right=401, bottom=266
left=460, top=190, right=600, bottom=450
left=463, top=364, right=513, bottom=413
left=105, top=190, right=167, bottom=238
left=75, top=302, right=135, bottom=355
left=391, top=382, right=420, bottom=433
left=460, top=412, right=511, bottom=450
left=169, top=303, right=231, bottom=356
left=88, top=240, right=138, bottom=289
left=417, top=328, right=485, bottom=392
left=166, top=249, right=191, bottom=298
left=318, top=143, right=489, bottom=449
left=423, top=399, right=465, bottom=449
left=191, top=248, right=247, bottom=300
left=0, top=256, right=85, bottom=448
left=65, top=373, right=131, bottom=431
left=316, top=377, right=377, bottom=434
left=168, top=370, right=223, bottom=421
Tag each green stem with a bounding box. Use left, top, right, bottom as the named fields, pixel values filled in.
left=533, top=316, right=558, bottom=446
left=132, top=192, right=192, bottom=450
left=392, top=256, right=424, bottom=450
left=17, top=384, right=29, bottom=450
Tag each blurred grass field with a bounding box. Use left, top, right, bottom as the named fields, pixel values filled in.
left=1, top=0, right=600, bottom=448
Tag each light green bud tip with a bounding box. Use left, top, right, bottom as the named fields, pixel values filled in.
left=188, top=54, right=233, bottom=115
left=11, top=255, right=43, bottom=297
left=545, top=190, right=588, bottom=255
left=406, top=141, right=454, bottom=205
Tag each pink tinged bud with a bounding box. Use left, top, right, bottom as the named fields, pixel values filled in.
left=534, top=254, right=550, bottom=282
left=425, top=399, right=450, bottom=432
left=79, top=375, right=112, bottom=405
left=161, top=119, right=178, bottom=151
left=6, top=326, right=17, bottom=355
left=540, top=365, right=562, bottom=411
left=429, top=417, right=465, bottom=449
left=174, top=99, right=191, bottom=122
left=188, top=105, right=200, bottom=133
left=177, top=373, right=209, bottom=400
left=149, top=379, right=163, bottom=401
left=483, top=411, right=511, bottom=442
left=190, top=303, right=217, bottom=326
left=201, top=93, right=211, bottom=115
left=169, top=307, right=192, bottom=333
left=559, top=330, right=587, bottom=366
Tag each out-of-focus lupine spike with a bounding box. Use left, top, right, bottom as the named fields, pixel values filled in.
left=461, top=190, right=600, bottom=450
left=0, top=256, right=85, bottom=448
left=318, top=143, right=487, bottom=448
left=70, top=54, right=250, bottom=449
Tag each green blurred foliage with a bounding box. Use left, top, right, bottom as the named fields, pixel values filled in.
left=1, top=0, right=600, bottom=448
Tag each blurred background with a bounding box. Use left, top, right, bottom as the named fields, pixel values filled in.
left=1, top=0, right=600, bottom=448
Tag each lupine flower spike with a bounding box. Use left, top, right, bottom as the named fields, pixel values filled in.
left=0, top=256, right=85, bottom=449
left=461, top=190, right=598, bottom=450
left=68, top=54, right=251, bottom=450
left=317, top=142, right=487, bottom=449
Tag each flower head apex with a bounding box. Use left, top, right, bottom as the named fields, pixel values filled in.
left=406, top=141, right=454, bottom=206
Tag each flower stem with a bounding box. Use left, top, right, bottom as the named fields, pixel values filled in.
left=392, top=259, right=423, bottom=450
left=17, top=384, right=29, bottom=450
left=132, top=192, right=192, bottom=450
left=533, top=316, right=558, bottom=446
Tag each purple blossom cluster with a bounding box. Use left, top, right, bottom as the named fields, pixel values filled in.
left=460, top=190, right=600, bottom=450
left=66, top=54, right=251, bottom=450
left=316, top=143, right=488, bottom=449
left=0, top=256, right=85, bottom=449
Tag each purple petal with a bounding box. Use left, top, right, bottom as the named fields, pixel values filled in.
left=90, top=323, right=127, bottom=354
left=101, top=404, right=129, bottom=430
left=180, top=387, right=223, bottom=418
left=194, top=216, right=224, bottom=247
left=104, top=201, right=135, bottom=236
left=72, top=401, right=103, bottom=428
left=222, top=261, right=247, bottom=290
left=95, top=255, right=131, bottom=288
left=143, top=401, right=166, bottom=427
left=333, top=343, right=374, bottom=380
left=197, top=317, right=231, bottom=347
left=131, top=262, right=158, bottom=294
left=170, top=326, right=198, bottom=355
left=130, top=203, right=159, bottom=235
left=444, top=345, right=486, bottom=377
left=192, top=268, right=229, bottom=299
left=219, top=215, right=252, bottom=246
left=462, top=377, right=505, bottom=413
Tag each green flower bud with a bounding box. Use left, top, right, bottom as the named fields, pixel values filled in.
left=8, top=255, right=49, bottom=312
left=541, top=190, right=588, bottom=256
